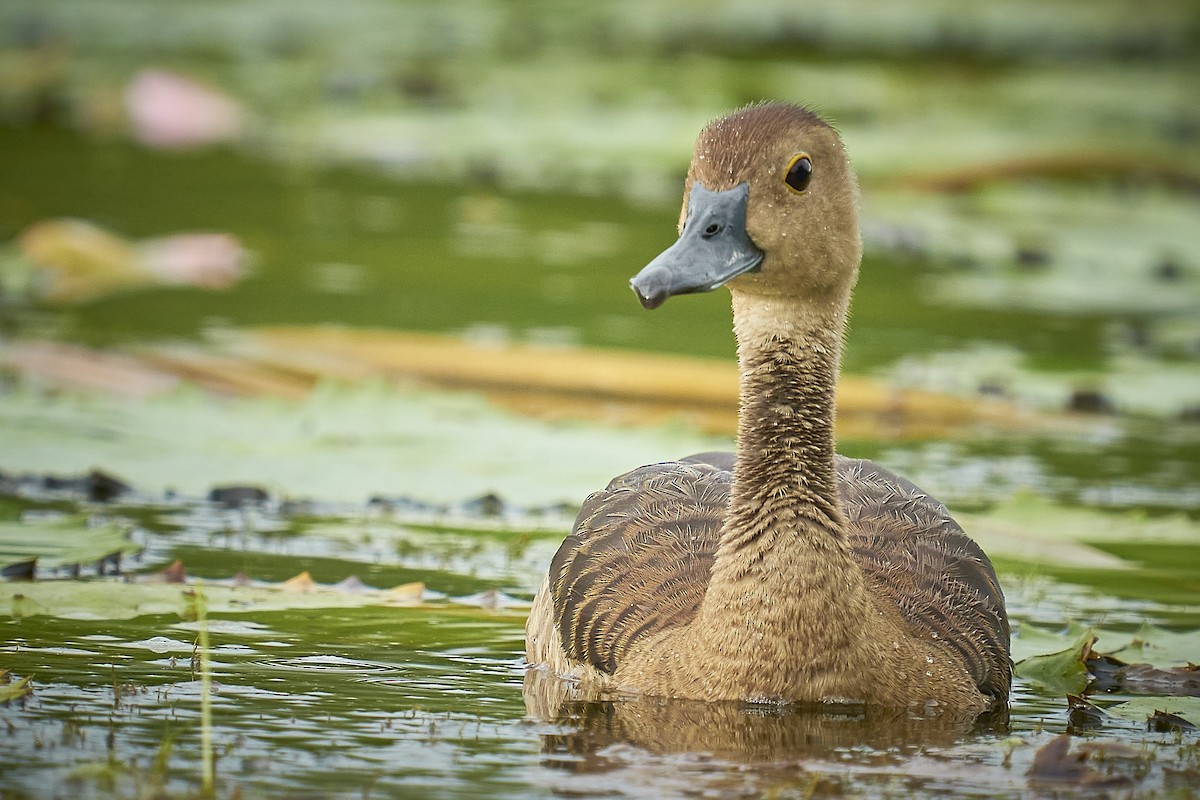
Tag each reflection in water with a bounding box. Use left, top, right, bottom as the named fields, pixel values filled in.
left=525, top=668, right=1008, bottom=781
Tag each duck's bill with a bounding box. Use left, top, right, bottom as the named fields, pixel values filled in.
left=630, top=182, right=764, bottom=310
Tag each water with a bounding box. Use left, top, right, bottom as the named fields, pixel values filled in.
left=0, top=481, right=1196, bottom=798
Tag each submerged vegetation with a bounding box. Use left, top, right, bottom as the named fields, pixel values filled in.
left=0, top=0, right=1197, bottom=797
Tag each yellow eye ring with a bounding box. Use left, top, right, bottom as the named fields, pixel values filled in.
left=784, top=153, right=813, bottom=193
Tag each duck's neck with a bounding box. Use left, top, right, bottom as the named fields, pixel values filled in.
left=690, top=289, right=881, bottom=690
left=723, top=291, right=848, bottom=549
left=681, top=288, right=886, bottom=686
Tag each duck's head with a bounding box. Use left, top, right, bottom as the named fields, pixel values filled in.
left=631, top=103, right=861, bottom=310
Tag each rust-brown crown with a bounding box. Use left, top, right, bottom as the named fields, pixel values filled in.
left=682, top=102, right=862, bottom=301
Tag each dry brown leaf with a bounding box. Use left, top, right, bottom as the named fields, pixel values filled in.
left=280, top=571, right=317, bottom=593
left=0, top=341, right=180, bottom=398
left=387, top=581, right=424, bottom=602
left=334, top=575, right=367, bottom=593
left=156, top=559, right=187, bottom=584
left=886, top=152, right=1200, bottom=194
left=0, top=675, right=34, bottom=703
left=17, top=218, right=141, bottom=302
left=134, top=345, right=313, bottom=400
left=243, top=327, right=1039, bottom=438
left=2, top=328, right=1049, bottom=440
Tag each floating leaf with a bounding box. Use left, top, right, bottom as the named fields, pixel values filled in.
left=1014, top=629, right=1095, bottom=695
left=1148, top=710, right=1197, bottom=734
left=240, top=326, right=1033, bottom=439
left=0, top=341, right=181, bottom=398
left=0, top=374, right=723, bottom=505
left=16, top=218, right=140, bottom=302
left=1066, top=694, right=1107, bottom=733
left=1010, top=620, right=1093, bottom=665
left=387, top=581, right=425, bottom=602
left=0, top=578, right=518, bottom=621
left=334, top=575, right=367, bottom=593
left=454, top=588, right=522, bottom=609
left=280, top=571, right=317, bottom=593
left=969, top=492, right=1200, bottom=546
left=1106, top=697, right=1200, bottom=728
left=155, top=559, right=188, bottom=584
left=14, top=217, right=245, bottom=303
left=1016, top=623, right=1200, bottom=699
left=0, top=516, right=139, bottom=574
left=1114, top=623, right=1200, bottom=669
left=1089, top=657, right=1200, bottom=697
left=0, top=674, right=34, bottom=702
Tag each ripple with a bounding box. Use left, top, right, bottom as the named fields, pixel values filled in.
left=3, top=645, right=97, bottom=656
left=123, top=636, right=194, bottom=654
left=253, top=655, right=397, bottom=674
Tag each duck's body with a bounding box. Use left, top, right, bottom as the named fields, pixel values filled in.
left=525, top=103, right=1011, bottom=710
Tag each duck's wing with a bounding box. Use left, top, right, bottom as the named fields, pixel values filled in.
left=836, top=456, right=1012, bottom=701
left=547, top=460, right=730, bottom=675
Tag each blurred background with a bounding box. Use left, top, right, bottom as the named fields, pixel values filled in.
left=1, top=3, right=1200, bottom=798
left=0, top=0, right=1198, bottom=501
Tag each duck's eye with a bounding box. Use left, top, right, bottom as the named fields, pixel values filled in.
left=784, top=154, right=813, bottom=193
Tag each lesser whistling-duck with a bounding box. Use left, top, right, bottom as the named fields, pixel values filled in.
left=525, top=102, right=1011, bottom=711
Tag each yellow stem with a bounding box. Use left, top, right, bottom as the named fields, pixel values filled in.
left=196, top=582, right=214, bottom=794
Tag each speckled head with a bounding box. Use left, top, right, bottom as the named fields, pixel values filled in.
left=631, top=103, right=861, bottom=310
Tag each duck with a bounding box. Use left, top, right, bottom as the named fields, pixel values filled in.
left=525, top=102, right=1011, bottom=711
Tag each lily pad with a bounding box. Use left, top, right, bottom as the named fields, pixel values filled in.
left=0, top=515, right=139, bottom=573
left=1010, top=620, right=1093, bottom=665
left=1015, top=623, right=1200, bottom=673
left=1, top=576, right=523, bottom=622
left=0, top=380, right=724, bottom=506
left=1014, top=628, right=1095, bottom=695
left=1106, top=697, right=1200, bottom=728
left=1096, top=623, right=1200, bottom=668
left=1015, top=623, right=1200, bottom=703
left=961, top=492, right=1200, bottom=569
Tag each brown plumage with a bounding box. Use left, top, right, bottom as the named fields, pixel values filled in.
left=525, top=102, right=1011, bottom=710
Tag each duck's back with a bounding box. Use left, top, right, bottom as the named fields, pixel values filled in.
left=538, top=454, right=1011, bottom=702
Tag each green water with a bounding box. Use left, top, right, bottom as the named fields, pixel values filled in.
left=2, top=0, right=1199, bottom=797
left=0, top=126, right=1150, bottom=374
left=0, top=488, right=1196, bottom=799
